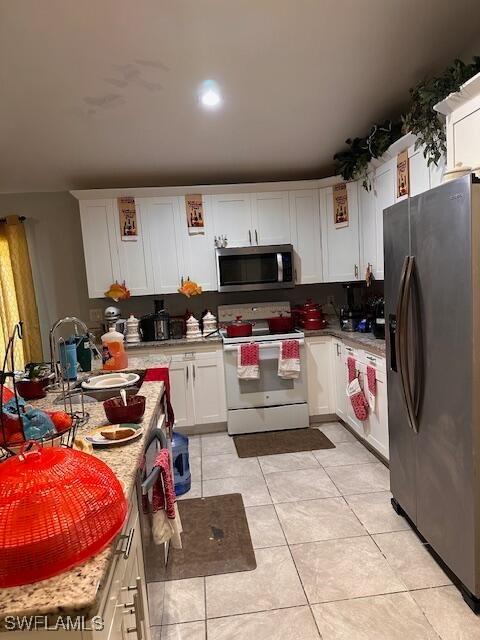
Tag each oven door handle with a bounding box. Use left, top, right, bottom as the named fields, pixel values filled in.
left=223, top=339, right=304, bottom=352
left=277, top=253, right=284, bottom=282
left=141, top=427, right=168, bottom=495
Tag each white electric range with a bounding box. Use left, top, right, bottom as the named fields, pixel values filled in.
left=218, top=301, right=309, bottom=435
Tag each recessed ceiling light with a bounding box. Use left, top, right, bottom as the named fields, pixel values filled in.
left=199, top=80, right=222, bottom=110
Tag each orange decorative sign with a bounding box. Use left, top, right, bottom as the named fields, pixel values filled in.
left=185, top=194, right=205, bottom=234
left=333, top=183, right=349, bottom=228
left=397, top=150, right=410, bottom=198
left=118, top=197, right=138, bottom=241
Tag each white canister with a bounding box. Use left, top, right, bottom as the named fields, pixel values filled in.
left=125, top=314, right=141, bottom=343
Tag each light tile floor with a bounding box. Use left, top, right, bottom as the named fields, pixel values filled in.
left=150, top=422, right=479, bottom=639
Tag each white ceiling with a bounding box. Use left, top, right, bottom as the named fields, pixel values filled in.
left=1, top=0, right=479, bottom=193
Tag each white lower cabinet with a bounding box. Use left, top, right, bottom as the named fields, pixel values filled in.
left=164, top=347, right=227, bottom=429
left=169, top=358, right=195, bottom=428
left=191, top=352, right=227, bottom=424
left=332, top=339, right=348, bottom=421
left=306, top=337, right=334, bottom=416
left=313, top=337, right=389, bottom=460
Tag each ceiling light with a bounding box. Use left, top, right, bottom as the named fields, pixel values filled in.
left=199, top=80, right=222, bottom=110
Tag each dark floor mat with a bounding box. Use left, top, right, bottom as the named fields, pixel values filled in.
left=233, top=427, right=335, bottom=458
left=144, top=493, right=256, bottom=582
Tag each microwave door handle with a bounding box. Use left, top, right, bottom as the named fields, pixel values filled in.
left=277, top=253, right=283, bottom=282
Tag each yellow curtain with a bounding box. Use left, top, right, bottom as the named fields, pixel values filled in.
left=0, top=216, right=42, bottom=370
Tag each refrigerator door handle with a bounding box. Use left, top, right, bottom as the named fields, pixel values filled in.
left=395, top=255, right=409, bottom=376
left=401, top=256, right=419, bottom=433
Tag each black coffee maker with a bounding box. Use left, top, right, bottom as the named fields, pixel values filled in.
left=372, top=298, right=385, bottom=339
left=340, top=283, right=363, bottom=332
left=140, top=299, right=170, bottom=341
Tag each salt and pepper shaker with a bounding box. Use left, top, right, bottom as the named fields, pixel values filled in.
left=186, top=314, right=202, bottom=340
left=202, top=310, right=218, bottom=337
left=125, top=314, right=141, bottom=343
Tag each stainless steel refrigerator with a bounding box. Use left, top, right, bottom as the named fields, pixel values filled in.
left=384, top=174, right=480, bottom=612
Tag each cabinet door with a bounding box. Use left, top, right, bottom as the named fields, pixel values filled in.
left=79, top=199, right=121, bottom=298
left=344, top=346, right=365, bottom=437
left=408, top=148, right=431, bottom=197
left=211, top=193, right=253, bottom=247
left=358, top=177, right=377, bottom=280
left=179, top=195, right=217, bottom=291
left=332, top=340, right=348, bottom=421
left=373, top=160, right=396, bottom=280
left=143, top=197, right=184, bottom=294
left=251, top=191, right=291, bottom=245
left=192, top=352, right=227, bottom=424
left=365, top=369, right=389, bottom=460
left=320, top=182, right=360, bottom=282
left=113, top=199, right=155, bottom=296
left=169, top=359, right=194, bottom=427
left=289, top=189, right=322, bottom=284
left=306, top=338, right=334, bottom=416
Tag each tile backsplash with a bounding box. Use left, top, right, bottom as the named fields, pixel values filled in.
left=89, top=280, right=384, bottom=327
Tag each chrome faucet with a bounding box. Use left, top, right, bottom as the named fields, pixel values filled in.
left=49, top=316, right=101, bottom=385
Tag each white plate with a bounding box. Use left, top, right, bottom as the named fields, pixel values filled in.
left=85, top=423, right=143, bottom=447
left=82, top=372, right=140, bottom=390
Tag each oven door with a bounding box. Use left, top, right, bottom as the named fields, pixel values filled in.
left=216, top=245, right=294, bottom=292
left=223, top=341, right=307, bottom=409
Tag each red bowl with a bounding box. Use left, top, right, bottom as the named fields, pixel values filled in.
left=16, top=379, right=47, bottom=400
left=103, top=395, right=146, bottom=424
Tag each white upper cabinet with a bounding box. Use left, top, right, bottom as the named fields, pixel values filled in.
left=320, top=182, right=360, bottom=282
left=113, top=199, right=155, bottom=296
left=143, top=196, right=184, bottom=294
left=79, top=199, right=121, bottom=298
left=289, top=189, right=322, bottom=284
left=408, top=148, right=431, bottom=197
left=359, top=175, right=377, bottom=281
left=251, top=191, right=291, bottom=245
left=211, top=193, right=253, bottom=247
left=373, top=159, right=396, bottom=280
left=179, top=195, right=217, bottom=291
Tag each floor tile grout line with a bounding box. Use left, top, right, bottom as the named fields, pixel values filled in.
left=258, top=456, right=323, bottom=638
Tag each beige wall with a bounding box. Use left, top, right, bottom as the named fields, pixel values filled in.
left=0, top=192, right=91, bottom=357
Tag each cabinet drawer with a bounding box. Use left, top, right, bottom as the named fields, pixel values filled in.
left=362, top=351, right=386, bottom=373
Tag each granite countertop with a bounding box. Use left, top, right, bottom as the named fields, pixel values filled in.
left=0, top=364, right=166, bottom=625
left=303, top=326, right=386, bottom=357
left=126, top=335, right=222, bottom=350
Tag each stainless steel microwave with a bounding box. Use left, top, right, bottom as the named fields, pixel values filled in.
left=216, top=244, right=295, bottom=292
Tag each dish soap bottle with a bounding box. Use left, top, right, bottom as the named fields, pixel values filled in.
left=101, top=328, right=128, bottom=371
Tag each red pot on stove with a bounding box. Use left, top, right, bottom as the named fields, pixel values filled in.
left=226, top=316, right=253, bottom=338
left=267, top=314, right=294, bottom=334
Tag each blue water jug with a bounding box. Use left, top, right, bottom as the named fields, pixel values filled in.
left=172, top=432, right=191, bottom=496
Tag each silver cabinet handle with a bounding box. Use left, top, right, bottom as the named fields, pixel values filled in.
left=248, top=229, right=252, bottom=245
left=186, top=366, right=189, bottom=382
left=126, top=593, right=143, bottom=639
left=294, top=268, right=297, bottom=283
left=255, top=229, right=258, bottom=244
left=354, top=264, right=359, bottom=278
left=193, top=364, right=196, bottom=381
left=116, top=527, right=134, bottom=559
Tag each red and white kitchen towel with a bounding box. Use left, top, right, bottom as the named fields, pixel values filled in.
left=151, top=449, right=183, bottom=548
left=346, top=356, right=369, bottom=421
left=366, top=365, right=377, bottom=411
left=237, top=343, right=260, bottom=380
left=237, top=340, right=301, bottom=379
left=278, top=339, right=301, bottom=379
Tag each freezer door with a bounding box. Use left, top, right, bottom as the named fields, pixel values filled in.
left=411, top=176, right=476, bottom=593
left=384, top=198, right=417, bottom=523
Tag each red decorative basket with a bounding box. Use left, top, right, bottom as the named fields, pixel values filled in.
left=0, top=443, right=127, bottom=587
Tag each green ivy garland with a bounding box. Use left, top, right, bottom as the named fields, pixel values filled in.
left=334, top=56, right=480, bottom=186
